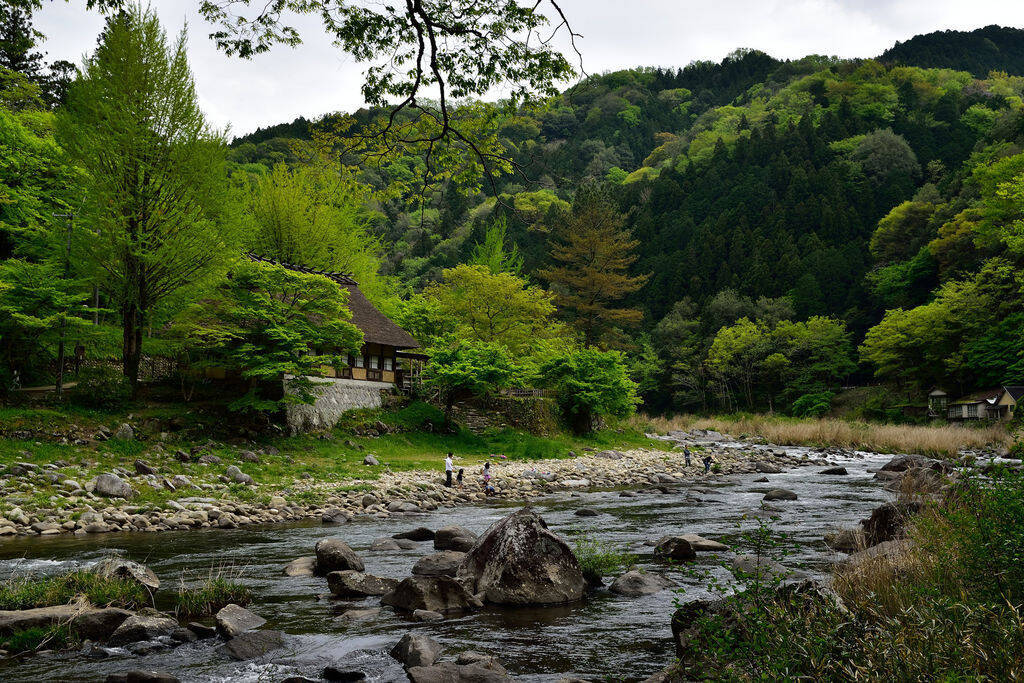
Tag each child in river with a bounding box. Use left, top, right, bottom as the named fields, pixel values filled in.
left=456, top=468, right=464, bottom=488
left=482, top=461, right=495, bottom=495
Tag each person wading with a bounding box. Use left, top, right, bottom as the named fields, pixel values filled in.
left=445, top=452, right=454, bottom=487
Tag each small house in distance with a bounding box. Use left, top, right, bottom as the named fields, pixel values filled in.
left=945, top=385, right=1023, bottom=421
left=245, top=254, right=425, bottom=432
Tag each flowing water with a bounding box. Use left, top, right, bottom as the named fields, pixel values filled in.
left=0, top=448, right=894, bottom=682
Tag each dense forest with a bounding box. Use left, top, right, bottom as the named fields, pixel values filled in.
left=4, top=0, right=1024, bottom=422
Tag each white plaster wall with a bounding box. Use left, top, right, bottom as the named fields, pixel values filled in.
left=285, top=376, right=390, bottom=433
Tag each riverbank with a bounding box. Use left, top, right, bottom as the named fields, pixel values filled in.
left=0, top=421, right=819, bottom=539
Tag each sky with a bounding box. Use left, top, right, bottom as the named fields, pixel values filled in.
left=34, top=0, right=1024, bottom=138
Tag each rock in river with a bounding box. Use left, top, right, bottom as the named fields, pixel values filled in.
left=381, top=576, right=480, bottom=614
left=284, top=556, right=316, bottom=577
left=762, top=489, right=798, bottom=501
left=610, top=570, right=674, bottom=596
left=434, top=526, right=478, bottom=551
left=315, top=538, right=365, bottom=574
left=407, top=662, right=511, bottom=683
left=394, top=526, right=435, bottom=542
left=456, top=507, right=585, bottom=606
left=90, top=557, right=160, bottom=592
left=390, top=632, right=442, bottom=668
left=653, top=536, right=696, bottom=562
left=820, top=466, right=848, bottom=475
left=412, top=551, right=466, bottom=577
left=219, top=629, right=285, bottom=660
left=215, top=604, right=266, bottom=638
left=327, top=570, right=398, bottom=598
left=107, top=613, right=179, bottom=646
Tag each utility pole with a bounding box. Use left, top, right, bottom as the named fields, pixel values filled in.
left=54, top=212, right=73, bottom=399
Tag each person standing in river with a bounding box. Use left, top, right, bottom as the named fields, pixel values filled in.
left=683, top=446, right=692, bottom=467
left=445, top=452, right=454, bottom=487
left=702, top=454, right=714, bottom=475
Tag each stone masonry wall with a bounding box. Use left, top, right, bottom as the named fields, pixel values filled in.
left=285, top=377, right=388, bottom=434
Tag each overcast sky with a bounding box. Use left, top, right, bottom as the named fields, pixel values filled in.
left=35, top=0, right=1024, bottom=138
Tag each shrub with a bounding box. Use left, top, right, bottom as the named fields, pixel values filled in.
left=539, top=348, right=640, bottom=435
left=572, top=535, right=635, bottom=585
left=791, top=391, right=834, bottom=418
left=388, top=401, right=446, bottom=431
left=0, top=623, right=76, bottom=653
left=70, top=365, right=132, bottom=409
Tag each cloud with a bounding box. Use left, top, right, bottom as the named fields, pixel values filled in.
left=33, top=0, right=1024, bottom=137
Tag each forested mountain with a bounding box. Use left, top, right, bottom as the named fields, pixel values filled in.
left=6, top=10, right=1024, bottom=418
left=880, top=25, right=1024, bottom=77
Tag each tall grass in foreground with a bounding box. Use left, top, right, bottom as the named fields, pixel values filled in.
left=173, top=566, right=253, bottom=617
left=639, top=413, right=1013, bottom=456
left=0, top=570, right=149, bottom=611
left=674, top=466, right=1024, bottom=680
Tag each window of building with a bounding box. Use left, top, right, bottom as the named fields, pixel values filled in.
left=354, top=355, right=364, bottom=368
left=369, top=355, right=380, bottom=370
left=384, top=357, right=393, bottom=371
left=967, top=403, right=978, bottom=418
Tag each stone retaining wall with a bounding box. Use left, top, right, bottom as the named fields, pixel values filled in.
left=285, top=377, right=389, bottom=433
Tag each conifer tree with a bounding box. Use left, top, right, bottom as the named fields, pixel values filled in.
left=540, top=186, right=648, bottom=348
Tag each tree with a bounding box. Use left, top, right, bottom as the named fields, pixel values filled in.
left=469, top=216, right=523, bottom=275
left=0, top=1, right=44, bottom=80
left=540, top=187, right=648, bottom=347
left=176, top=260, right=362, bottom=412
left=0, top=259, right=94, bottom=392
left=57, top=6, right=233, bottom=391
left=237, top=161, right=385, bottom=297
left=422, top=340, right=522, bottom=423
left=539, top=348, right=640, bottom=434
left=424, top=264, right=562, bottom=355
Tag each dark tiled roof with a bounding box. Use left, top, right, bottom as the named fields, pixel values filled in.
left=1004, top=385, right=1024, bottom=401
left=952, top=388, right=1004, bottom=405
left=245, top=253, right=419, bottom=350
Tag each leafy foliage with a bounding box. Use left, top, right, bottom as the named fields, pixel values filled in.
left=539, top=348, right=639, bottom=434
left=176, top=260, right=362, bottom=412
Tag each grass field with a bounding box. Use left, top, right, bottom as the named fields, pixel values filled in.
left=641, top=413, right=1015, bottom=457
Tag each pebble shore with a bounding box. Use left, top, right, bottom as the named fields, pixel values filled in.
left=0, top=433, right=826, bottom=539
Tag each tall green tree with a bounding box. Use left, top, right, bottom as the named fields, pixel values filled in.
left=57, top=5, right=233, bottom=390
left=237, top=161, right=385, bottom=297
left=540, top=187, right=648, bottom=348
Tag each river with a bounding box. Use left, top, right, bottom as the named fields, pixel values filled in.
left=0, top=447, right=893, bottom=682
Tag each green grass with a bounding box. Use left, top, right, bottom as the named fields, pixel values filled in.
left=173, top=576, right=253, bottom=618
left=0, top=623, right=76, bottom=653
left=0, top=571, right=150, bottom=611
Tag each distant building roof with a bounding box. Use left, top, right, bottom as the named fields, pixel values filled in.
left=1003, top=385, right=1024, bottom=402
left=952, top=388, right=1004, bottom=405
left=244, top=253, right=420, bottom=350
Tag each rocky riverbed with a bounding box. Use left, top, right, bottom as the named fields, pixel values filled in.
left=0, top=433, right=906, bottom=682
left=0, top=430, right=846, bottom=539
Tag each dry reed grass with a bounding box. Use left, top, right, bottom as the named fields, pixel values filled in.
left=637, top=413, right=1013, bottom=457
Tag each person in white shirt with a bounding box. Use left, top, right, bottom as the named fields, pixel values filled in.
left=445, top=453, right=454, bottom=487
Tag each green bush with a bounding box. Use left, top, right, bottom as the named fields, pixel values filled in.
left=70, top=365, right=132, bottom=409
left=573, top=535, right=635, bottom=585
left=1009, top=440, right=1024, bottom=459
left=791, top=391, right=834, bottom=418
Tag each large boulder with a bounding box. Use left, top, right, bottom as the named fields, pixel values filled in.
left=94, top=473, right=136, bottom=499
left=861, top=501, right=922, bottom=547
left=90, top=557, right=160, bottom=593
left=820, top=466, right=848, bottom=475
left=762, top=489, right=798, bottom=501
left=754, top=462, right=782, bottom=474
left=406, top=662, right=512, bottom=682
left=224, top=465, right=254, bottom=485
left=677, top=533, right=728, bottom=552
left=326, top=571, right=398, bottom=598
left=107, top=613, right=179, bottom=646
left=610, top=570, right=674, bottom=596
left=381, top=576, right=480, bottom=614
left=456, top=507, right=585, bottom=605
left=653, top=536, right=696, bottom=562
left=0, top=600, right=130, bottom=639
left=434, top=526, right=478, bottom=552
left=105, top=672, right=180, bottom=683
left=315, top=538, right=365, bottom=574
left=284, top=556, right=317, bottom=577
left=413, top=551, right=466, bottom=577
left=390, top=632, right=442, bottom=668
left=215, top=603, right=266, bottom=638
